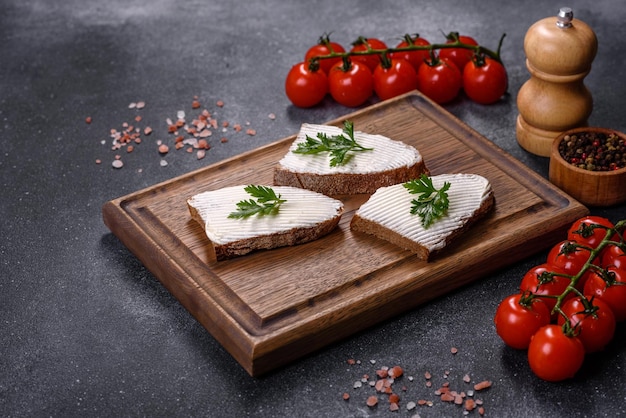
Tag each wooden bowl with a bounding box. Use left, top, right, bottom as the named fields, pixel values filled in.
left=549, top=127, right=626, bottom=207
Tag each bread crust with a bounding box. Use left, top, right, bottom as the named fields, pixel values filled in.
left=350, top=189, right=495, bottom=261
left=274, top=162, right=429, bottom=195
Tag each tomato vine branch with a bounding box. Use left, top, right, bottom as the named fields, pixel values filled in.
left=552, top=219, right=626, bottom=322
left=307, top=32, right=506, bottom=70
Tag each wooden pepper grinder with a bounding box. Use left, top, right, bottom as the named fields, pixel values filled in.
left=516, top=7, right=598, bottom=157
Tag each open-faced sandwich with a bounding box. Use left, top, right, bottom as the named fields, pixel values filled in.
left=274, top=121, right=429, bottom=195
left=187, top=185, right=344, bottom=261
left=350, top=173, right=495, bottom=261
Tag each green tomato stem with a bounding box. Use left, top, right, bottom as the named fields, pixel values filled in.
left=308, top=33, right=506, bottom=67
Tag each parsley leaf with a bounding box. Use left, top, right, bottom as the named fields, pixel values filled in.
left=293, top=120, right=373, bottom=167
left=403, top=174, right=451, bottom=229
left=228, top=185, right=287, bottom=219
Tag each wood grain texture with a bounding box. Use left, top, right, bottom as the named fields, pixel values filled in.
left=102, top=92, right=589, bottom=376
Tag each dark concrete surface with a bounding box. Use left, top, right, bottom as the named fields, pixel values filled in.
left=1, top=0, right=625, bottom=417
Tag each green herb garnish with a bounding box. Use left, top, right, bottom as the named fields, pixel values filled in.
left=293, top=120, right=373, bottom=167
left=403, top=174, right=451, bottom=229
left=228, top=185, right=287, bottom=219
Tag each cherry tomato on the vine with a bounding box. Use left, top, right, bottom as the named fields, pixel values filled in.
left=547, top=240, right=592, bottom=277
left=416, top=57, right=462, bottom=104
left=519, top=263, right=571, bottom=315
left=602, top=244, right=626, bottom=270
left=439, top=33, right=478, bottom=73
left=304, top=34, right=346, bottom=75
left=584, top=266, right=626, bottom=321
left=285, top=61, right=328, bottom=108
left=390, top=34, right=431, bottom=72
left=494, top=293, right=551, bottom=350
left=328, top=59, right=373, bottom=107
left=567, top=216, right=615, bottom=249
left=349, top=37, right=388, bottom=72
left=373, top=57, right=417, bottom=100
left=546, top=239, right=594, bottom=290
left=463, top=56, right=508, bottom=104
left=557, top=296, right=616, bottom=353
left=527, top=324, right=585, bottom=382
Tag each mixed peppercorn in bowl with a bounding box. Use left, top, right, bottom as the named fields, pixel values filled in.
left=549, top=127, right=626, bottom=207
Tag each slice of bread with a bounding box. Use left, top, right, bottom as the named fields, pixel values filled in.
left=274, top=123, right=428, bottom=195
left=350, top=174, right=495, bottom=261
left=187, top=185, right=344, bottom=261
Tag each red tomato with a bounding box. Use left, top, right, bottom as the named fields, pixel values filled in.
left=547, top=240, right=591, bottom=276
left=519, top=263, right=571, bottom=315
left=557, top=296, right=616, bottom=353
left=546, top=240, right=593, bottom=290
left=494, top=293, right=551, bottom=350
left=349, top=37, right=388, bottom=72
left=462, top=56, right=508, bottom=104
left=373, top=58, right=417, bottom=100
left=527, top=324, right=585, bottom=382
left=584, top=266, right=626, bottom=321
left=285, top=62, right=328, bottom=108
left=567, top=216, right=615, bottom=249
left=416, top=57, right=462, bottom=104
left=304, top=34, right=346, bottom=75
left=439, top=33, right=478, bottom=73
left=602, top=244, right=626, bottom=270
left=328, top=59, right=373, bottom=107
left=390, top=35, right=430, bottom=72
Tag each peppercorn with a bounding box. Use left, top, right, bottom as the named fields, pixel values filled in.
left=558, top=132, right=626, bottom=171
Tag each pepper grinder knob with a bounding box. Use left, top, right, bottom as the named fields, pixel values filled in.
left=516, top=7, right=598, bottom=157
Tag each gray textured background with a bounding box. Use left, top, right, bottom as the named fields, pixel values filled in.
left=2, top=0, right=625, bottom=417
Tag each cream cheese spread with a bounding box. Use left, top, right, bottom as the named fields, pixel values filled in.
left=353, top=174, right=493, bottom=251
left=187, top=185, right=344, bottom=245
left=277, top=123, right=423, bottom=174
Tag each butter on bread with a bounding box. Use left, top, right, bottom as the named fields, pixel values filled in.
left=274, top=123, right=428, bottom=195
left=350, top=174, right=494, bottom=261
left=187, top=185, right=344, bottom=261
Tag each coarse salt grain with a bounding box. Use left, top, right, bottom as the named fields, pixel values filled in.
left=112, top=159, right=124, bottom=169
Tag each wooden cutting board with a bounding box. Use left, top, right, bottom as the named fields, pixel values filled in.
left=102, top=92, right=588, bottom=377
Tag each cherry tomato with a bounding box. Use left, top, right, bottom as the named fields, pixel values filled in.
left=439, top=33, right=478, bottom=72
left=416, top=57, right=462, bottom=104
left=601, top=244, right=626, bottom=270
left=567, top=216, right=615, bottom=249
left=527, top=324, right=585, bottom=382
left=557, top=296, right=616, bottom=353
left=328, top=59, right=373, bottom=107
left=349, top=37, right=388, bottom=72
left=462, top=56, right=508, bottom=104
left=547, top=240, right=591, bottom=275
left=519, top=263, right=571, bottom=315
left=390, top=34, right=430, bottom=72
left=584, top=266, right=626, bottom=321
left=304, top=34, right=346, bottom=75
left=285, top=61, right=328, bottom=108
left=494, top=293, right=551, bottom=350
left=546, top=240, right=593, bottom=290
left=373, top=57, right=417, bottom=100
